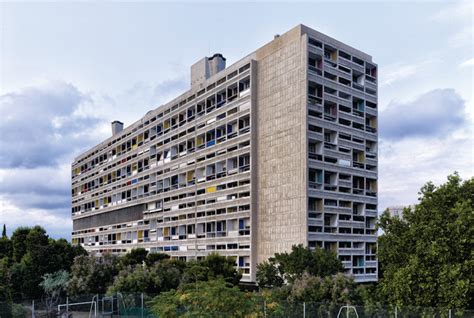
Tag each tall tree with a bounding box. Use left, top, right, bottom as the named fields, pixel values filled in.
left=118, top=248, right=149, bottom=268
left=377, top=173, right=473, bottom=310
left=10, top=227, right=31, bottom=262
left=107, top=258, right=185, bottom=294
left=256, top=245, right=344, bottom=287
left=68, top=253, right=120, bottom=296
left=2, top=224, right=6, bottom=238
left=150, top=279, right=260, bottom=318
left=7, top=226, right=85, bottom=300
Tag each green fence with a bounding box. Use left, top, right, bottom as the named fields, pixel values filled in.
left=2, top=295, right=473, bottom=317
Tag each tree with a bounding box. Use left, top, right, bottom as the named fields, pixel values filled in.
left=180, top=253, right=242, bottom=286
left=377, top=173, right=474, bottom=309
left=2, top=224, right=6, bottom=238
left=108, top=258, right=186, bottom=294
left=256, top=260, right=284, bottom=288
left=149, top=279, right=260, bottom=318
left=68, top=253, right=119, bottom=296
left=11, top=226, right=50, bottom=299
left=118, top=248, right=149, bottom=268
left=6, top=226, right=85, bottom=300
left=10, top=227, right=31, bottom=263
left=40, top=270, right=69, bottom=316
left=0, top=226, right=85, bottom=301
left=256, top=245, right=344, bottom=287
left=0, top=257, right=12, bottom=302
left=289, top=272, right=357, bottom=305
left=145, top=252, right=169, bottom=267
left=0, top=236, right=12, bottom=260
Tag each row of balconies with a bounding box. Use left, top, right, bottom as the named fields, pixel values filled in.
left=72, top=135, right=251, bottom=213
left=73, top=107, right=250, bottom=190
left=74, top=137, right=251, bottom=204
left=72, top=65, right=251, bottom=175
left=308, top=38, right=377, bottom=81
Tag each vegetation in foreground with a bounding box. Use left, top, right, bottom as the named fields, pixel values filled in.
left=0, top=173, right=471, bottom=317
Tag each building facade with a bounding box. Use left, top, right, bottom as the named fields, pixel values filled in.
left=71, top=25, right=378, bottom=283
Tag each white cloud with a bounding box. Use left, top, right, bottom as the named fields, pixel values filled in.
left=379, top=134, right=473, bottom=210
left=429, top=0, right=473, bottom=22
left=0, top=78, right=189, bottom=239
left=459, top=57, right=474, bottom=68
left=380, top=89, right=466, bottom=140
left=379, top=59, right=438, bottom=87
left=379, top=88, right=473, bottom=211
left=449, top=25, right=473, bottom=49
left=429, top=1, right=473, bottom=49
left=0, top=196, right=72, bottom=239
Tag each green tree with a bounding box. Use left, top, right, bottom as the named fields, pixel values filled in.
left=289, top=272, right=357, bottom=305
left=108, top=258, right=185, bottom=294
left=10, top=227, right=30, bottom=262
left=0, top=226, right=84, bottom=300
left=10, top=226, right=50, bottom=299
left=118, top=248, right=149, bottom=268
left=2, top=224, right=6, bottom=238
left=0, top=257, right=12, bottom=302
left=377, top=173, right=474, bottom=309
left=0, top=236, right=12, bottom=260
left=181, top=253, right=242, bottom=286
left=150, top=279, right=260, bottom=318
left=256, top=260, right=285, bottom=288
left=145, top=252, right=169, bottom=267
left=256, top=245, right=344, bottom=287
left=68, top=253, right=119, bottom=296
left=40, top=270, right=69, bottom=315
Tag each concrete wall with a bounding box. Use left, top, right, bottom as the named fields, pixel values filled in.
left=255, top=26, right=308, bottom=263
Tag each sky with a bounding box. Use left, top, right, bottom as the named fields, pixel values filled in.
left=0, top=0, right=473, bottom=239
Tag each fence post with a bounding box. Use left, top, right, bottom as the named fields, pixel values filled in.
left=141, top=293, right=144, bottom=318
left=449, top=309, right=452, bottom=318
left=263, top=300, right=267, bottom=318
left=32, top=300, right=34, bottom=318
left=394, top=305, right=397, bottom=318
left=66, top=297, right=69, bottom=314
left=303, top=302, right=306, bottom=318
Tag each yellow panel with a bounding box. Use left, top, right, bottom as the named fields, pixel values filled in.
left=137, top=134, right=143, bottom=142
left=206, top=186, right=217, bottom=193
left=163, top=228, right=169, bottom=236
left=132, top=144, right=138, bottom=150
left=116, top=233, right=121, bottom=241
left=187, top=171, right=195, bottom=181
left=197, top=135, right=204, bottom=146
left=138, top=230, right=143, bottom=239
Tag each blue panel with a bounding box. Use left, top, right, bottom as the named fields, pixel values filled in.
left=207, top=140, right=215, bottom=147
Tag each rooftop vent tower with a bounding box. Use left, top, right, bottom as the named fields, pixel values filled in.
left=191, top=53, right=226, bottom=87
left=111, top=120, right=124, bottom=135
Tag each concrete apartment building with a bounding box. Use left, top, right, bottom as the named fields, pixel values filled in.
left=71, top=24, right=378, bottom=283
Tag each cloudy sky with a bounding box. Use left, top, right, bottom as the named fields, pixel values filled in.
left=0, top=0, right=472, bottom=239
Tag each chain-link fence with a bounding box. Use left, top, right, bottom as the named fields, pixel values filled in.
left=2, top=295, right=473, bottom=317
